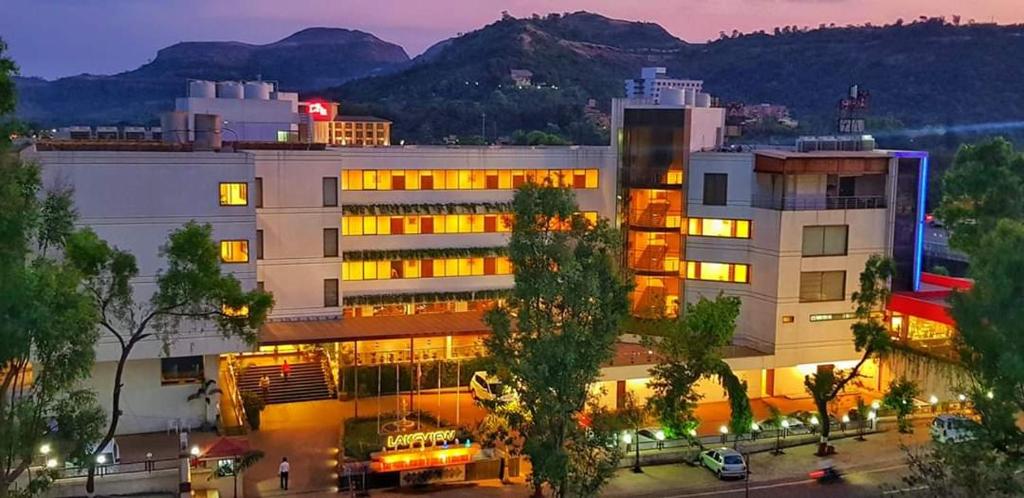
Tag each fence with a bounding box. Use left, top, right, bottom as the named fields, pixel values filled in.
left=752, top=194, right=886, bottom=211
left=54, top=457, right=180, bottom=480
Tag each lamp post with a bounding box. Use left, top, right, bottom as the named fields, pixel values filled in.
left=720, top=425, right=729, bottom=445
left=773, top=420, right=788, bottom=455
left=625, top=430, right=642, bottom=474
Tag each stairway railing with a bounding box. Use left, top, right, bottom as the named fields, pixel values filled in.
left=319, top=349, right=338, bottom=398
left=223, top=356, right=247, bottom=433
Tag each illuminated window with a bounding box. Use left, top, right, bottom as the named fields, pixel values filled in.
left=685, top=261, right=749, bottom=283
left=339, top=256, right=513, bottom=281
left=688, top=218, right=751, bottom=238
left=221, top=304, right=249, bottom=317
left=219, top=183, right=248, bottom=206
left=220, top=240, right=249, bottom=263
left=337, top=169, right=600, bottom=191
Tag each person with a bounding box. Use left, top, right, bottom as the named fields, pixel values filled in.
left=279, top=456, right=290, bottom=490
left=259, top=374, right=271, bottom=401
left=281, top=360, right=290, bottom=382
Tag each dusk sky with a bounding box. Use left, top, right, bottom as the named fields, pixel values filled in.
left=3, top=0, right=1021, bottom=80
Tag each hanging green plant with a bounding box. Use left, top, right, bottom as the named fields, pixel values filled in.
left=343, top=289, right=512, bottom=306
left=341, top=202, right=513, bottom=216
left=342, top=246, right=508, bottom=262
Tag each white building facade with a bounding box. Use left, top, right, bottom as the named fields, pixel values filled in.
left=624, top=67, right=704, bottom=104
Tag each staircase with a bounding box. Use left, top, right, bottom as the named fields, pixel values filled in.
left=236, top=362, right=333, bottom=405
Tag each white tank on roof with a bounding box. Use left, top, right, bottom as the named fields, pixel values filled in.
left=189, top=80, right=216, bottom=99
left=244, top=81, right=273, bottom=100
left=661, top=88, right=685, bottom=106
left=216, top=81, right=243, bottom=99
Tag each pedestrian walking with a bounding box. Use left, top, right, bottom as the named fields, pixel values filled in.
left=259, top=374, right=271, bottom=401
left=281, top=360, right=290, bottom=382
left=279, top=456, right=290, bottom=490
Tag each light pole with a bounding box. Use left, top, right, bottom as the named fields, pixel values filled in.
left=773, top=420, right=788, bottom=455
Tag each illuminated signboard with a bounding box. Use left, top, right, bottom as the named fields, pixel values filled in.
left=385, top=430, right=456, bottom=450
left=306, top=101, right=331, bottom=122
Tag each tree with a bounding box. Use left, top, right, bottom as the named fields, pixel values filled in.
left=935, top=138, right=1024, bottom=255
left=896, top=441, right=1020, bottom=497
left=0, top=38, right=15, bottom=117
left=211, top=449, right=264, bottom=498
left=65, top=222, right=274, bottom=494
left=485, top=183, right=631, bottom=498
left=645, top=295, right=752, bottom=442
left=0, top=155, right=106, bottom=498
left=803, top=255, right=896, bottom=455
left=883, top=377, right=920, bottom=433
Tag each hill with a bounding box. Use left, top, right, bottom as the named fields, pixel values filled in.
left=14, top=28, right=409, bottom=125
left=326, top=13, right=1024, bottom=145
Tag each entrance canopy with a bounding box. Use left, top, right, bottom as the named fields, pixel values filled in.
left=260, top=311, right=492, bottom=345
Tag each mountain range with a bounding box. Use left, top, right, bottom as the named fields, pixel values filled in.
left=13, top=12, right=1024, bottom=147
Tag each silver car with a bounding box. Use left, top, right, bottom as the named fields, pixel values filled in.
left=699, top=447, right=747, bottom=479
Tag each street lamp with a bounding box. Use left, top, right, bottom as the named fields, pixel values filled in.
left=45, top=458, right=58, bottom=469
left=621, top=432, right=632, bottom=445
left=190, top=445, right=200, bottom=457
left=986, top=390, right=994, bottom=399
left=719, top=425, right=729, bottom=444
left=774, top=420, right=789, bottom=455
left=96, top=455, right=106, bottom=465
left=39, top=444, right=51, bottom=455
left=655, top=430, right=666, bottom=450
left=871, top=400, right=881, bottom=410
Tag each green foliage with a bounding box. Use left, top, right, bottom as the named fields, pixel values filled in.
left=896, top=441, right=1022, bottom=497
left=342, top=202, right=512, bottom=216
left=485, top=183, right=630, bottom=497
left=0, top=155, right=104, bottom=496
left=342, top=289, right=510, bottom=307
left=511, top=130, right=569, bottom=146
left=338, top=356, right=491, bottom=397
left=936, top=138, right=1024, bottom=254
left=804, top=255, right=895, bottom=450
left=0, top=38, right=15, bottom=118
left=883, top=377, right=921, bottom=433
left=341, top=246, right=507, bottom=262
left=646, top=295, right=751, bottom=437
left=240, top=391, right=265, bottom=431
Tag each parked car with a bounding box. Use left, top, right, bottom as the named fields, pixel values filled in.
left=699, top=447, right=747, bottom=479
left=930, top=415, right=976, bottom=444
left=469, top=371, right=516, bottom=403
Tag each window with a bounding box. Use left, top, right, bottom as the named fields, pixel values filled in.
left=688, top=218, right=751, bottom=238
left=219, top=183, right=248, bottom=206
left=341, top=257, right=513, bottom=281
left=322, top=177, right=338, bottom=207
left=703, top=173, right=728, bottom=206
left=254, top=177, right=263, bottom=208
left=324, top=278, right=339, bottom=307
left=160, top=356, right=204, bottom=385
left=802, top=225, right=848, bottom=256
left=256, top=230, right=264, bottom=260
left=799, top=271, right=846, bottom=302
left=323, top=228, right=339, bottom=257
left=220, top=240, right=249, bottom=263
left=256, top=281, right=265, bottom=293
left=685, top=261, right=749, bottom=283
left=336, top=169, right=600, bottom=191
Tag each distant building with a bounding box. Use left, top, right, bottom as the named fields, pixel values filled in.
left=175, top=80, right=300, bottom=142
left=54, top=125, right=162, bottom=141
left=509, top=69, right=533, bottom=88
left=624, top=67, right=703, bottom=103
left=298, top=101, right=391, bottom=147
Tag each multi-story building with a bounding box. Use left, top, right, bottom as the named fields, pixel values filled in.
left=624, top=67, right=704, bottom=104
left=175, top=80, right=300, bottom=142
left=298, top=101, right=392, bottom=146
left=22, top=91, right=929, bottom=436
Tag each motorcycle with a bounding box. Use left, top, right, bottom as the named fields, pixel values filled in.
left=808, top=465, right=843, bottom=483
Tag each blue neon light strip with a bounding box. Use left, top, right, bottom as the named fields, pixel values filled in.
left=913, top=155, right=928, bottom=291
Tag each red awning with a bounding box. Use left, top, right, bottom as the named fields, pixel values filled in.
left=200, top=438, right=251, bottom=459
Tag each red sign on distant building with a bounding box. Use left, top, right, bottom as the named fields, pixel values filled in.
left=304, top=101, right=333, bottom=122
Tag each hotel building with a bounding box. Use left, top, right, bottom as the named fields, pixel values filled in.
left=22, top=91, right=928, bottom=435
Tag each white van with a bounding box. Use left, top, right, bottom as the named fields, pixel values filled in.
left=930, top=415, right=975, bottom=443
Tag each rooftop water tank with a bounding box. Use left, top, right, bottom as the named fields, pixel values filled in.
left=193, top=114, right=222, bottom=151
left=189, top=80, right=216, bottom=99
left=216, top=81, right=243, bottom=99
left=683, top=88, right=697, bottom=106
left=244, top=81, right=273, bottom=100
left=160, top=112, right=189, bottom=144
left=661, top=88, right=685, bottom=106
left=695, top=92, right=712, bottom=108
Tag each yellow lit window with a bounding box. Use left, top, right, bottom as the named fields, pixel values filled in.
left=687, top=218, right=752, bottom=238
left=405, top=170, right=421, bottom=190
left=496, top=257, right=512, bottom=274
left=445, top=215, right=459, bottom=234
left=219, top=183, right=248, bottom=206
left=404, top=216, right=420, bottom=234
left=586, top=169, right=599, bottom=188
left=471, top=170, right=487, bottom=189
left=376, top=216, right=392, bottom=235
left=433, top=259, right=446, bottom=277
left=363, top=261, right=378, bottom=280
left=666, top=170, right=684, bottom=185
left=222, top=304, right=249, bottom=317
left=220, top=240, right=249, bottom=263
left=378, top=261, right=392, bottom=279
left=685, top=261, right=749, bottom=283
left=445, top=258, right=459, bottom=277
left=498, top=170, right=512, bottom=189
left=362, top=216, right=377, bottom=235
left=342, top=170, right=363, bottom=190
left=404, top=260, right=420, bottom=279
left=362, top=170, right=378, bottom=190
left=447, top=170, right=460, bottom=190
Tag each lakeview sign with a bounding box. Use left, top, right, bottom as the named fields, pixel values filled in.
left=385, top=430, right=457, bottom=450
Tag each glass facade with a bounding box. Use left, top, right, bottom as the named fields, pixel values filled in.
left=342, top=257, right=512, bottom=281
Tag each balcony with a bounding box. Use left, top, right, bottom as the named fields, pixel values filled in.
left=629, top=205, right=683, bottom=230
left=752, top=194, right=886, bottom=211
left=629, top=246, right=681, bottom=274
left=624, top=169, right=684, bottom=188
